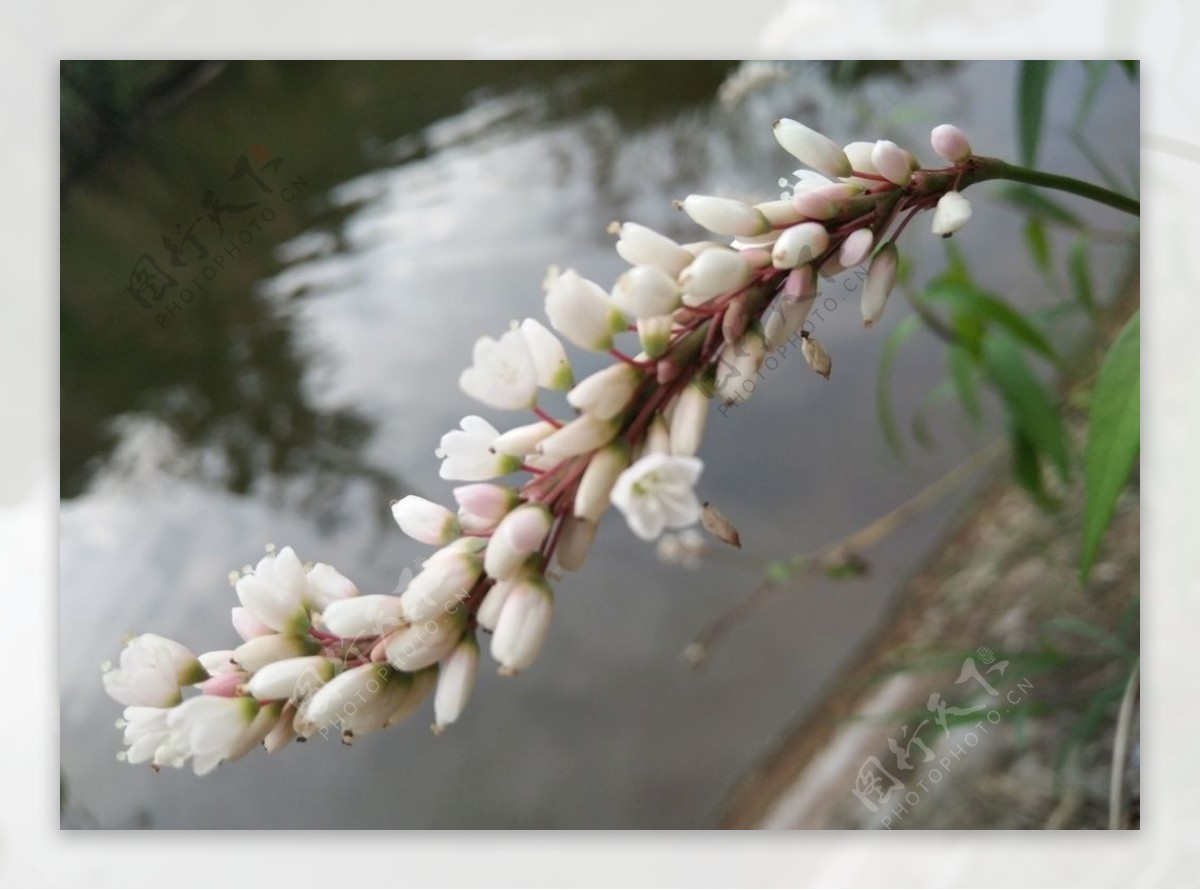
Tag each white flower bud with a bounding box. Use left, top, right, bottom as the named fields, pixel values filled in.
left=305, top=563, right=360, bottom=609
left=535, top=413, right=619, bottom=459
left=298, top=663, right=405, bottom=737
left=637, top=315, right=673, bottom=359
left=231, top=607, right=273, bottom=642
left=801, top=334, right=832, bottom=379
left=385, top=665, right=437, bottom=728
left=843, top=141, right=880, bottom=184
left=453, top=483, right=518, bottom=530
left=544, top=268, right=626, bottom=351
left=567, top=362, right=640, bottom=421
left=555, top=516, right=597, bottom=571
left=772, top=222, right=830, bottom=270
left=391, top=495, right=460, bottom=545
left=644, top=415, right=671, bottom=456
left=838, top=228, right=875, bottom=267
left=102, top=634, right=205, bottom=708
left=773, top=118, right=852, bottom=178
left=433, top=634, right=479, bottom=733
left=492, top=420, right=556, bottom=457
left=755, top=198, right=804, bottom=227
left=232, top=634, right=320, bottom=674
left=385, top=609, right=466, bottom=672
left=246, top=656, right=337, bottom=702
left=519, top=318, right=574, bottom=391
left=931, top=191, right=972, bottom=237
left=484, top=504, right=552, bottom=580
left=475, top=578, right=514, bottom=631
left=321, top=594, right=406, bottom=639
left=930, top=123, right=972, bottom=163
left=199, top=649, right=238, bottom=675
left=263, top=702, right=298, bottom=753
left=782, top=264, right=816, bottom=305
left=610, top=221, right=692, bottom=277
left=871, top=140, right=912, bottom=185
left=400, top=550, right=484, bottom=623
left=611, top=265, right=682, bottom=319
left=574, top=440, right=632, bottom=522
left=715, top=330, right=767, bottom=404
left=491, top=576, right=554, bottom=674
left=679, top=247, right=753, bottom=306
left=668, top=380, right=710, bottom=457
left=678, top=195, right=770, bottom=237
left=862, top=242, right=899, bottom=327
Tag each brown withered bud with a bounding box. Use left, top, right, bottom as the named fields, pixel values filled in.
left=701, top=502, right=742, bottom=549
left=800, top=331, right=832, bottom=380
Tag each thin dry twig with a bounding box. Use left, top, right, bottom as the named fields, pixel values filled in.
left=683, top=441, right=1007, bottom=667
left=1108, top=660, right=1140, bottom=830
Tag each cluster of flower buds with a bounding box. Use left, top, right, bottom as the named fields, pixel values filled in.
left=105, top=119, right=981, bottom=774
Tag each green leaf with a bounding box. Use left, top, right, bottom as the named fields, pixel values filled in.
left=1024, top=217, right=1052, bottom=277
left=947, top=344, right=982, bottom=426
left=1011, top=426, right=1057, bottom=508
left=1073, top=61, right=1110, bottom=132
left=1018, top=60, right=1056, bottom=167
left=1068, top=239, right=1097, bottom=318
left=995, top=183, right=1084, bottom=229
left=1117, top=60, right=1138, bottom=80
left=1081, top=312, right=1140, bottom=581
left=981, top=332, right=1070, bottom=478
left=875, top=314, right=924, bottom=458
left=924, top=279, right=1061, bottom=367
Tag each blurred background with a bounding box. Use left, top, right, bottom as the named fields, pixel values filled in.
left=59, top=60, right=1138, bottom=828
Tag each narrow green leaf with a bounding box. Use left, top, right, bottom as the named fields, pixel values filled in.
left=1117, top=60, right=1138, bottom=80
left=925, top=279, right=1061, bottom=367
left=982, top=332, right=1070, bottom=477
left=1024, top=217, right=1052, bottom=277
left=1018, top=60, right=1056, bottom=167
left=875, top=314, right=924, bottom=457
left=1081, top=312, right=1140, bottom=581
left=1068, top=239, right=1097, bottom=318
left=1073, top=60, right=1110, bottom=131
left=910, top=381, right=956, bottom=452
left=995, top=183, right=1084, bottom=229
left=1011, top=427, right=1056, bottom=508
left=947, top=344, right=982, bottom=426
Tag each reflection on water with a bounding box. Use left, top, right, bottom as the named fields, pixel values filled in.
left=59, top=61, right=1138, bottom=828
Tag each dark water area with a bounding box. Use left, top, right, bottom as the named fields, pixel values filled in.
left=59, top=60, right=1138, bottom=828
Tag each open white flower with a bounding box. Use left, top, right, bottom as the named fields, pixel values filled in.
left=103, top=633, right=205, bottom=708
left=544, top=268, right=625, bottom=352
left=235, top=546, right=312, bottom=634
left=160, top=695, right=261, bottom=776
left=459, top=328, right=538, bottom=410
left=116, top=706, right=173, bottom=765
left=610, top=453, right=705, bottom=541
left=518, top=318, right=574, bottom=391
left=436, top=416, right=520, bottom=481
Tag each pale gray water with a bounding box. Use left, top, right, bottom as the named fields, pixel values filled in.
left=59, top=61, right=1138, bottom=828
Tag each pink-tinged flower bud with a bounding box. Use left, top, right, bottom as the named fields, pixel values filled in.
left=862, top=242, right=899, bottom=327
left=791, top=182, right=863, bottom=220
left=678, top=195, right=769, bottom=237
left=773, top=118, right=852, bottom=178
left=567, top=362, right=640, bottom=421
left=400, top=550, right=484, bottom=623
left=484, top=504, right=552, bottom=580
left=556, top=516, right=597, bottom=571
left=930, top=123, right=972, bottom=163
left=609, top=221, right=692, bottom=277
left=801, top=334, right=832, bottom=379
left=519, top=318, right=574, bottom=391
left=574, top=440, right=632, bottom=523
left=453, top=483, right=518, bottom=527
left=679, top=247, right=754, bottom=306
left=668, top=379, right=711, bottom=457
left=772, top=222, right=830, bottom=270
left=755, top=198, right=804, bottom=227
left=544, top=268, right=626, bottom=351
left=246, top=656, right=337, bottom=702
left=764, top=297, right=813, bottom=352
left=232, top=634, right=320, bottom=674
left=931, top=191, right=972, bottom=237
left=535, top=413, right=619, bottom=459
left=611, top=265, right=682, bottom=319
left=392, top=495, right=460, bottom=545
left=321, top=594, right=406, bottom=638
left=871, top=140, right=912, bottom=185
left=492, top=420, right=556, bottom=457
left=433, top=634, right=479, bottom=733
left=385, top=609, right=466, bottom=672
left=637, top=315, right=673, bottom=359
left=782, top=264, right=816, bottom=306
left=838, top=228, right=875, bottom=268
left=231, top=607, right=274, bottom=642
left=196, top=671, right=248, bottom=697
left=491, top=576, right=554, bottom=674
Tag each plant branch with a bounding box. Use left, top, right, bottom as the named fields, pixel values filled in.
left=963, top=157, right=1140, bottom=218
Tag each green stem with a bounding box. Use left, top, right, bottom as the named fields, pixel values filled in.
left=963, top=157, right=1140, bottom=217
